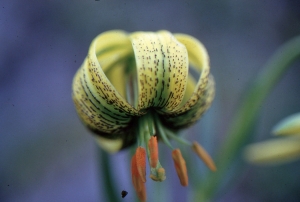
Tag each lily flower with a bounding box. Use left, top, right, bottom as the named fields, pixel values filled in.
left=244, top=112, right=300, bottom=165
left=72, top=30, right=216, bottom=201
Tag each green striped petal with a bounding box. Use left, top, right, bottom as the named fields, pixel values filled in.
left=130, top=31, right=189, bottom=113
left=161, top=34, right=215, bottom=129
left=72, top=31, right=140, bottom=138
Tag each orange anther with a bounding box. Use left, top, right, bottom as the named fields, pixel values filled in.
left=131, top=154, right=140, bottom=191
left=192, top=141, right=217, bottom=172
left=131, top=153, right=147, bottom=202
left=172, top=149, right=188, bottom=186
left=148, top=136, right=158, bottom=168
left=136, top=147, right=147, bottom=183
left=137, top=183, right=147, bottom=202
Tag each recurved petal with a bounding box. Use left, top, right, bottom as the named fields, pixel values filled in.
left=72, top=31, right=142, bottom=136
left=94, top=30, right=133, bottom=72
left=163, top=75, right=215, bottom=129
left=104, top=61, right=127, bottom=99
left=130, top=31, right=189, bottom=113
left=161, top=34, right=214, bottom=129
left=244, top=138, right=300, bottom=165
left=174, top=33, right=211, bottom=111
left=272, top=112, right=300, bottom=136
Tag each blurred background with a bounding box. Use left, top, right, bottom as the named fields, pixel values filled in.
left=1, top=0, right=300, bottom=201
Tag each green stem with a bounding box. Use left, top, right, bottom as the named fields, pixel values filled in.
left=197, top=35, right=300, bottom=201
left=98, top=148, right=121, bottom=202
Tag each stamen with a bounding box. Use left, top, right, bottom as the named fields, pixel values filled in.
left=131, top=152, right=147, bottom=202
left=136, top=147, right=147, bottom=183
left=192, top=141, right=217, bottom=172
left=137, top=112, right=167, bottom=183
left=148, top=136, right=158, bottom=168
left=137, top=184, right=147, bottom=202
left=172, top=149, right=188, bottom=186
left=131, top=154, right=141, bottom=191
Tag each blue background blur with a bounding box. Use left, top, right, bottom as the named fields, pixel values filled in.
left=1, top=0, right=300, bottom=201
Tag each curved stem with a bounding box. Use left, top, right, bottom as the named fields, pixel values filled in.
left=197, top=35, right=300, bottom=201
left=98, top=148, right=121, bottom=202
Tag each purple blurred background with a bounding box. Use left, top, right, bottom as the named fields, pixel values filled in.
left=1, top=0, right=300, bottom=201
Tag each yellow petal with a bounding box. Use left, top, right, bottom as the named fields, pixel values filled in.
left=94, top=30, right=133, bottom=72
left=174, top=34, right=211, bottom=111
left=162, top=34, right=215, bottom=129
left=163, top=75, right=215, bottom=129
left=272, top=112, right=300, bottom=136
left=244, top=138, right=300, bottom=165
left=95, top=136, right=123, bottom=153
left=180, top=72, right=197, bottom=108
left=105, top=62, right=127, bottom=99
left=72, top=31, right=142, bottom=135
left=130, top=31, right=189, bottom=113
